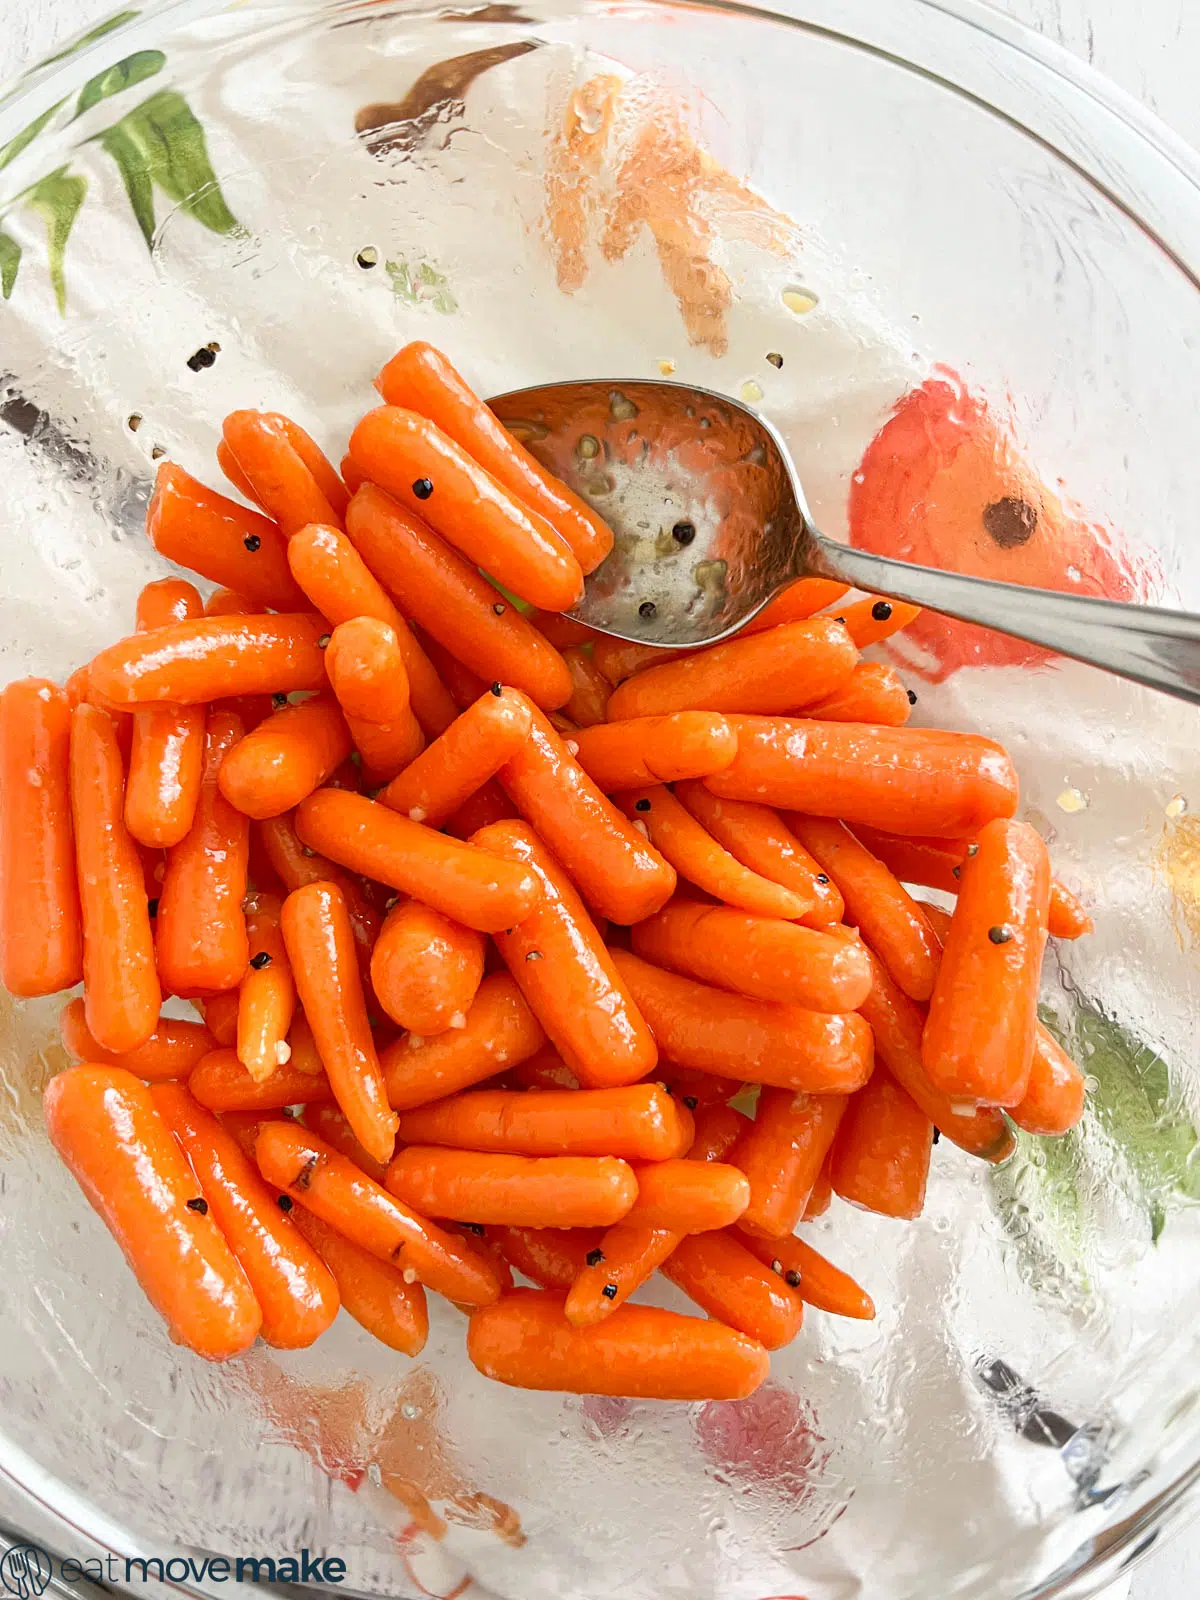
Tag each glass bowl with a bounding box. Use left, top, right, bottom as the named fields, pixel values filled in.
left=2, top=2, right=1200, bottom=1597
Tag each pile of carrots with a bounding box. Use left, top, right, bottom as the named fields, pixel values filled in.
left=0, top=341, right=1091, bottom=1403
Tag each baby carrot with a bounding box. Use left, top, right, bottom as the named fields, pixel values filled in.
left=489, top=1226, right=602, bottom=1290
left=346, top=713, right=425, bottom=786
left=631, top=899, right=872, bottom=1012
left=499, top=705, right=676, bottom=924
left=742, top=577, right=849, bottom=634
left=1047, top=880, right=1093, bottom=940
left=393, top=1084, right=693, bottom=1161
left=729, top=1089, right=848, bottom=1237
left=706, top=718, right=1019, bottom=839
left=146, top=462, right=306, bottom=611
left=627, top=1160, right=749, bottom=1232
left=826, top=595, right=921, bottom=648
left=787, top=815, right=940, bottom=1002
left=592, top=638, right=688, bottom=685
left=804, top=662, right=912, bottom=727
left=294, top=788, right=540, bottom=932
left=468, top=1289, right=768, bottom=1400
left=59, top=997, right=213, bottom=1080
left=442, top=777, right=518, bottom=840
left=658, top=1066, right=742, bottom=1109
left=370, top=899, right=486, bottom=1035
left=922, top=818, right=1050, bottom=1105
left=829, top=1069, right=933, bottom=1220
left=662, top=1231, right=804, bottom=1350
left=222, top=411, right=344, bottom=535
left=289, top=1205, right=428, bottom=1353
left=376, top=341, right=613, bottom=572
left=569, top=713, right=738, bottom=792
left=611, top=950, right=874, bottom=1093
left=344, top=485, right=573, bottom=709
left=200, top=991, right=240, bottom=1048
left=561, top=648, right=611, bottom=728
left=286, top=523, right=458, bottom=737
left=204, top=587, right=258, bottom=617
left=340, top=452, right=366, bottom=495
left=529, top=610, right=598, bottom=650
left=44, top=1066, right=261, bottom=1360
left=302, top=1102, right=391, bottom=1182
left=673, top=783, right=839, bottom=923
left=190, top=1047, right=333, bottom=1111
left=607, top=619, right=857, bottom=720
left=386, top=1148, right=638, bottom=1229
left=504, top=1049, right=581, bottom=1092
left=0, top=679, right=82, bottom=996
left=89, top=615, right=329, bottom=707
left=736, top=1230, right=874, bottom=1320
left=156, top=711, right=250, bottom=996
left=218, top=696, right=351, bottom=820
left=1010, top=1026, right=1088, bottom=1137
left=281, top=882, right=398, bottom=1166
left=380, top=686, right=533, bottom=827
left=254, top=1119, right=502, bottom=1306
left=286, top=1011, right=327, bottom=1076
left=804, top=1163, right=833, bottom=1219
left=564, top=1222, right=679, bottom=1327
left=70, top=704, right=161, bottom=1052
left=237, top=894, right=296, bottom=1083
left=324, top=617, right=410, bottom=723
left=152, top=1082, right=340, bottom=1347
left=215, top=440, right=260, bottom=507
left=349, top=407, right=584, bottom=612
left=125, top=580, right=207, bottom=848
left=256, top=810, right=381, bottom=976
left=379, top=972, right=544, bottom=1109
left=473, top=819, right=659, bottom=1088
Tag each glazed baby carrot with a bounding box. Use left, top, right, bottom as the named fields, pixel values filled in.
left=59, top=997, right=214, bottom=1081
left=256, top=811, right=382, bottom=973
left=152, top=1082, right=340, bottom=1348
left=528, top=610, right=598, bottom=650
left=499, top=705, right=676, bottom=925
left=89, top=614, right=329, bottom=707
left=393, top=1085, right=693, bottom=1161
left=323, top=617, right=410, bottom=723
left=369, top=899, right=486, bottom=1034
left=606, top=619, right=857, bottom=720
left=826, top=594, right=921, bottom=648
left=288, top=1205, right=429, bottom=1353
left=467, top=1289, right=769, bottom=1400
left=1010, top=1025, right=1088, bottom=1137
left=661, top=1231, right=803, bottom=1350
left=286, top=522, right=458, bottom=736
left=442, top=777, right=518, bottom=839
left=349, top=407, right=584, bottom=612
left=281, top=882, right=399, bottom=1166
left=568, top=713, right=738, bottom=792
left=218, top=697, right=352, bottom=820
left=1047, top=879, right=1093, bottom=940
left=222, top=411, right=344, bottom=535
left=344, top=485, right=573, bottom=709
left=504, top=1049, right=581, bottom=1091
left=190, top=1047, right=333, bottom=1111
left=416, top=629, right=488, bottom=710
left=380, top=687, right=533, bottom=827
left=804, top=1162, right=833, bottom=1219
left=155, top=711, right=250, bottom=996
left=254, top=1119, right=502, bottom=1306
left=44, top=1066, right=261, bottom=1360
left=626, top=1160, right=749, bottom=1232
left=124, top=579, right=207, bottom=847
left=70, top=704, right=161, bottom=1052
left=742, top=577, right=849, bottom=634
left=705, top=718, right=1019, bottom=839
left=376, top=341, right=613, bottom=572
left=237, top=894, right=296, bottom=1083
left=302, top=1102, right=391, bottom=1183
left=386, top=1148, right=638, bottom=1228
left=295, top=788, right=540, bottom=933
left=488, top=1226, right=602, bottom=1289
left=729, top=1088, right=848, bottom=1237
left=564, top=1223, right=679, bottom=1326
left=200, top=991, right=240, bottom=1048
left=561, top=648, right=611, bottom=727
left=285, top=1010, right=326, bottom=1075
left=804, top=662, right=912, bottom=727
left=215, top=440, right=260, bottom=507
left=787, top=815, right=940, bottom=1002
left=204, top=587, right=258, bottom=618
left=473, top=819, right=658, bottom=1087
left=345, top=712, right=425, bottom=786
left=146, top=462, right=306, bottom=611
left=630, top=899, right=872, bottom=1012
left=922, top=817, right=1050, bottom=1105
left=658, top=1066, right=742, bottom=1109
left=611, top=950, right=874, bottom=1093
left=673, top=783, right=839, bottom=923
left=829, top=1069, right=933, bottom=1220
left=592, top=638, right=686, bottom=686
left=0, top=679, right=82, bottom=996
left=379, top=972, right=544, bottom=1109
left=736, top=1230, right=874, bottom=1320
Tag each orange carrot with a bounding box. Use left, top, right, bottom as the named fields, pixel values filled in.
left=736, top=1230, right=874, bottom=1319
left=152, top=1081, right=339, bottom=1347
left=380, top=687, right=533, bottom=827
left=344, top=484, right=573, bottom=709
left=289, top=1204, right=428, bottom=1353
left=339, top=452, right=366, bottom=496
left=199, top=991, right=240, bottom=1048
left=218, top=696, right=351, bottom=820
left=393, top=1084, right=693, bottom=1161
left=742, top=577, right=850, bottom=634
left=256, top=810, right=381, bottom=977
left=156, top=711, right=250, bottom=996
left=631, top=899, right=872, bottom=1012
left=825, top=594, right=921, bottom=648
left=442, top=777, right=518, bottom=840
left=607, top=619, right=856, bottom=719
left=294, top=787, right=540, bottom=933
left=1047, top=880, right=1093, bottom=940
left=1010, top=1026, right=1088, bottom=1137
left=89, top=614, right=328, bottom=707
left=488, top=1226, right=601, bottom=1289
left=804, top=1163, right=833, bottom=1219
left=147, top=462, right=306, bottom=611
left=59, top=997, right=213, bottom=1080
left=804, top=661, right=912, bottom=726
left=190, top=1047, right=333, bottom=1111
left=729, top=1088, right=848, bottom=1237
left=375, top=342, right=613, bottom=573
left=347, top=712, right=426, bottom=786
left=0, top=679, right=82, bottom=996
left=564, top=1222, right=679, bottom=1326
left=387, top=1147, right=637, bottom=1228
left=349, top=407, right=584, bottom=612
left=528, top=610, right=598, bottom=650
left=922, top=818, right=1050, bottom=1105
left=417, top=629, right=489, bottom=711
left=204, top=586, right=258, bottom=618
left=561, top=648, right=611, bottom=727
left=627, top=1159, right=749, bottom=1232
left=44, top=1065, right=261, bottom=1360
left=503, top=1049, right=581, bottom=1092
left=221, top=411, right=344, bottom=535
left=302, top=1102, right=391, bottom=1183
left=660, top=1072, right=745, bottom=1114
left=472, top=819, right=658, bottom=1087
left=70, top=704, right=160, bottom=1052
left=281, top=882, right=398, bottom=1166
left=215, top=439, right=260, bottom=507
left=237, top=893, right=296, bottom=1083
left=379, top=972, right=545, bottom=1109
left=370, top=899, right=486, bottom=1035
left=569, top=713, right=738, bottom=792
left=254, top=1119, right=502, bottom=1306
left=662, top=1231, right=803, bottom=1350
left=124, top=579, right=207, bottom=848
left=612, top=950, right=873, bottom=1093
left=829, top=1069, right=933, bottom=1219
left=324, top=617, right=410, bottom=723
left=467, top=1289, right=768, bottom=1399
left=592, top=638, right=689, bottom=685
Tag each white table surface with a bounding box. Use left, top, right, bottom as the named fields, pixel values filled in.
left=1, top=2, right=1197, bottom=1598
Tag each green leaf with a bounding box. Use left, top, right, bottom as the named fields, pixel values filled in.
left=95, top=89, right=239, bottom=249
left=26, top=166, right=86, bottom=313
left=0, top=231, right=20, bottom=298
left=74, top=50, right=165, bottom=120
left=0, top=98, right=67, bottom=171
left=38, top=11, right=141, bottom=71
left=385, top=255, right=458, bottom=314
left=98, top=120, right=155, bottom=247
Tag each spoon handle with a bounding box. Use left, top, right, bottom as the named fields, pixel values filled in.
left=808, top=536, right=1200, bottom=705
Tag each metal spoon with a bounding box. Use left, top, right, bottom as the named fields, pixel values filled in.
left=489, top=377, right=1200, bottom=704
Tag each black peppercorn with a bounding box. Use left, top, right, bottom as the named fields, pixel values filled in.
left=638, top=600, right=657, bottom=619
left=952, top=866, right=961, bottom=879
left=765, top=352, right=783, bottom=369
left=634, top=798, right=651, bottom=812
left=243, top=533, right=261, bottom=552
left=277, top=1194, right=294, bottom=1211
left=586, top=1248, right=605, bottom=1267
left=988, top=925, right=1014, bottom=944
left=671, top=520, right=696, bottom=545
left=601, top=1283, right=618, bottom=1300
left=186, top=1196, right=209, bottom=1214
left=785, top=1269, right=802, bottom=1288
left=492, top=602, right=506, bottom=615
left=412, top=477, right=433, bottom=500
left=907, top=689, right=917, bottom=705
left=683, top=1096, right=698, bottom=1111
left=932, top=1128, right=942, bottom=1145
left=147, top=897, right=159, bottom=917
left=250, top=951, right=272, bottom=969
left=816, top=873, right=829, bottom=885
left=186, top=346, right=217, bottom=372
left=273, top=692, right=288, bottom=708
left=491, top=682, right=503, bottom=697
left=317, top=633, right=331, bottom=649
left=871, top=600, right=893, bottom=622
